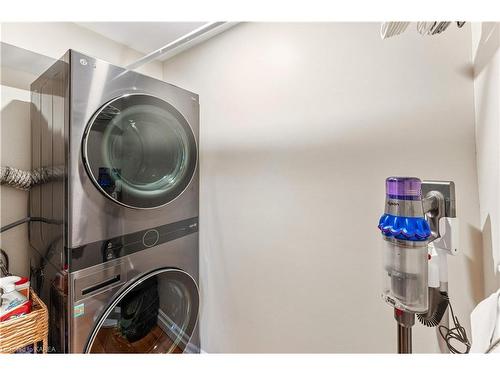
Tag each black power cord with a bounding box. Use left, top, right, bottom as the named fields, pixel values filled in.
left=0, top=216, right=62, bottom=233
left=438, top=300, right=471, bottom=354
left=1, top=217, right=62, bottom=280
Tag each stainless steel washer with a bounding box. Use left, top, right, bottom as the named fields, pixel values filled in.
left=29, top=50, right=200, bottom=353
left=71, top=231, right=199, bottom=353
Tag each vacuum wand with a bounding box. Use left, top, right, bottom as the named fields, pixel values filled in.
left=397, top=323, right=412, bottom=354
left=395, top=309, right=414, bottom=354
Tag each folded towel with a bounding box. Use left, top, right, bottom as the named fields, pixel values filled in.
left=470, top=289, right=500, bottom=353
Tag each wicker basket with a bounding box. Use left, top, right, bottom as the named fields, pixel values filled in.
left=0, top=288, right=48, bottom=354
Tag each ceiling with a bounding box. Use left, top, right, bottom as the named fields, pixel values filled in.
left=77, top=22, right=207, bottom=60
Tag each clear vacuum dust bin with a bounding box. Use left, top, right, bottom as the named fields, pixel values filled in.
left=381, top=237, right=429, bottom=312
left=378, top=177, right=431, bottom=313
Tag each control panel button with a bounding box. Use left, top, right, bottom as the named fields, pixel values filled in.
left=143, top=229, right=160, bottom=247
left=102, top=241, right=122, bottom=261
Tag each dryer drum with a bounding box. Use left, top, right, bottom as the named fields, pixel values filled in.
left=82, top=93, right=198, bottom=209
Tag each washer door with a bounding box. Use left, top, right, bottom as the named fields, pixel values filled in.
left=83, top=94, right=197, bottom=209
left=85, top=268, right=199, bottom=353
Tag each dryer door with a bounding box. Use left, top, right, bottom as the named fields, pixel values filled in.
left=83, top=94, right=197, bottom=209
left=85, top=268, right=199, bottom=353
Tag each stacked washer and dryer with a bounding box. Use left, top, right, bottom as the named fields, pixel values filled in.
left=29, top=50, right=200, bottom=353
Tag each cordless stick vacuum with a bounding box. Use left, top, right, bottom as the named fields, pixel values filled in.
left=378, top=177, right=460, bottom=354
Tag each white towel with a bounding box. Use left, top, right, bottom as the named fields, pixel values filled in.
left=470, top=289, right=500, bottom=353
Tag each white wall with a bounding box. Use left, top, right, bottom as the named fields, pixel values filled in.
left=163, top=22, right=483, bottom=353
left=471, top=22, right=500, bottom=295
left=0, top=22, right=162, bottom=277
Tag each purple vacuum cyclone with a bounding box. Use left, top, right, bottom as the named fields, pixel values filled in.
left=385, top=177, right=422, bottom=200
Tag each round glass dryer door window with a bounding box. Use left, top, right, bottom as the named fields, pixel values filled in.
left=83, top=94, right=197, bottom=209
left=86, top=268, right=199, bottom=353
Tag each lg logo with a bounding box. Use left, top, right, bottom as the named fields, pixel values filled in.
left=80, top=58, right=96, bottom=68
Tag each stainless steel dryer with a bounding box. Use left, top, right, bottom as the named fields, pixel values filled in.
left=29, top=50, right=200, bottom=353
